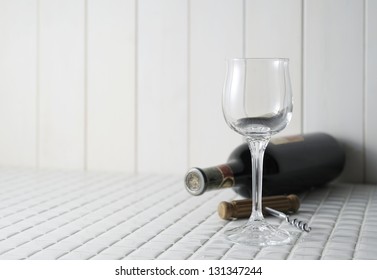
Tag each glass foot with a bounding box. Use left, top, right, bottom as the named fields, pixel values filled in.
left=225, top=220, right=294, bottom=246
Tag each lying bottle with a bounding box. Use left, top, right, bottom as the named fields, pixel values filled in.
left=185, top=132, right=345, bottom=197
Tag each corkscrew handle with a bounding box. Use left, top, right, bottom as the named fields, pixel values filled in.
left=264, top=207, right=312, bottom=232
left=218, top=194, right=300, bottom=220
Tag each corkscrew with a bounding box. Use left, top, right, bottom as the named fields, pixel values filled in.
left=264, top=207, right=311, bottom=232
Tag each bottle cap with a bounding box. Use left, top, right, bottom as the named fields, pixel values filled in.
left=185, top=168, right=206, bottom=195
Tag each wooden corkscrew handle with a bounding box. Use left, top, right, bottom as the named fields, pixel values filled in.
left=218, top=194, right=300, bottom=220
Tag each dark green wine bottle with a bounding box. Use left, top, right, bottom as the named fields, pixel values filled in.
left=185, top=133, right=345, bottom=197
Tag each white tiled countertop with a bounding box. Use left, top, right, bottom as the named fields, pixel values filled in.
left=0, top=168, right=376, bottom=260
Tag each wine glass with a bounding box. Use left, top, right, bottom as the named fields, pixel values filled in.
left=222, top=58, right=293, bottom=246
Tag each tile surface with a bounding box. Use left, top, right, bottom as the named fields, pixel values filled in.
left=0, top=168, right=376, bottom=260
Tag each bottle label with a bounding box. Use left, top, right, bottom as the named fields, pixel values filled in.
left=216, top=164, right=235, bottom=189
left=270, top=135, right=304, bottom=145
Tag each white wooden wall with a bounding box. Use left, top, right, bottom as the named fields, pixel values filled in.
left=0, top=0, right=376, bottom=183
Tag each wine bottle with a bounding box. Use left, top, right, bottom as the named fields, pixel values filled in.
left=185, top=132, right=345, bottom=197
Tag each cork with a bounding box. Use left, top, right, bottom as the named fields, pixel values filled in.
left=218, top=194, right=300, bottom=220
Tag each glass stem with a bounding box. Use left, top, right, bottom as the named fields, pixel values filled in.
left=246, top=137, right=270, bottom=222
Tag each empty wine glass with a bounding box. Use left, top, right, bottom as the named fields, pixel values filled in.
left=222, top=58, right=293, bottom=246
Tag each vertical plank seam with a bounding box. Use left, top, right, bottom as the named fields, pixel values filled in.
left=36, top=0, right=40, bottom=169
left=363, top=0, right=368, bottom=183
left=84, top=0, right=88, bottom=171
left=242, top=0, right=246, bottom=57
left=187, top=0, right=191, bottom=169
left=301, top=0, right=305, bottom=134
left=135, top=0, right=139, bottom=174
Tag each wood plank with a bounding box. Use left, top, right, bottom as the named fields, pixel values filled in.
left=137, top=0, right=188, bottom=174
left=366, top=0, right=377, bottom=183
left=245, top=0, right=302, bottom=136
left=189, top=0, right=243, bottom=168
left=38, top=0, right=85, bottom=169
left=303, top=0, right=364, bottom=182
left=86, top=0, right=136, bottom=172
left=0, top=0, right=37, bottom=167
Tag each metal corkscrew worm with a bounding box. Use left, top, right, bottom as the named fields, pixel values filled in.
left=264, top=207, right=312, bottom=232
left=286, top=216, right=312, bottom=232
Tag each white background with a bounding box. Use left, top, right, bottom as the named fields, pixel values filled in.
left=0, top=0, right=376, bottom=183
left=0, top=260, right=373, bottom=279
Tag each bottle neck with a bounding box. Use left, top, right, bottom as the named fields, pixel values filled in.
left=185, top=163, right=236, bottom=195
